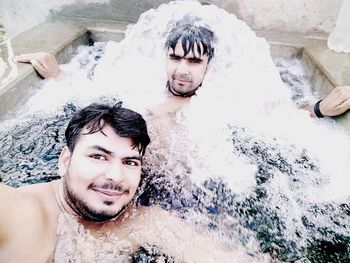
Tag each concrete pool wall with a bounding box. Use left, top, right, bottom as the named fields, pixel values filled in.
left=0, top=19, right=127, bottom=118
left=0, top=0, right=343, bottom=38
left=0, top=1, right=349, bottom=130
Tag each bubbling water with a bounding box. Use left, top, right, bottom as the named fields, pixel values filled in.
left=0, top=0, right=350, bottom=262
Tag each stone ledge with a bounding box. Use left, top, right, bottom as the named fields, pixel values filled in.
left=0, top=19, right=127, bottom=118
left=304, top=38, right=350, bottom=87
left=0, top=18, right=128, bottom=92
left=0, top=21, right=87, bottom=94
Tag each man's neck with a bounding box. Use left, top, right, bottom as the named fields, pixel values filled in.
left=166, top=81, right=198, bottom=98
left=55, top=180, right=77, bottom=217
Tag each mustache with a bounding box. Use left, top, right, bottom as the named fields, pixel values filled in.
left=89, top=182, right=129, bottom=194
left=173, top=74, right=192, bottom=81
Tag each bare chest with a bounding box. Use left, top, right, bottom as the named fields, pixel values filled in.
left=49, top=213, right=133, bottom=263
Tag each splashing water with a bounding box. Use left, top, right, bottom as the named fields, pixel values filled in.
left=1, top=1, right=350, bottom=262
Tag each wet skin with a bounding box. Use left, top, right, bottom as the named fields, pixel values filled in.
left=166, top=41, right=209, bottom=96
left=59, top=125, right=142, bottom=222
left=0, top=125, right=142, bottom=262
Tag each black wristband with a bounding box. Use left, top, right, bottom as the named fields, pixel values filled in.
left=314, top=100, right=324, bottom=118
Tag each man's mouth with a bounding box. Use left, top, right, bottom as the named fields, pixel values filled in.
left=173, top=75, right=191, bottom=83
left=90, top=183, right=129, bottom=197
left=173, top=79, right=192, bottom=87
left=175, top=78, right=191, bottom=82
left=92, top=188, right=125, bottom=196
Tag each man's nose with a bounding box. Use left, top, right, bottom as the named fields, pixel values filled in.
left=176, top=60, right=189, bottom=74
left=104, top=161, right=124, bottom=182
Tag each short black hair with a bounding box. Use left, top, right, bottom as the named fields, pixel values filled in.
left=65, top=102, right=150, bottom=156
left=165, top=22, right=214, bottom=61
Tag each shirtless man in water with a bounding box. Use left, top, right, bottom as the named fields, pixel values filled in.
left=0, top=102, right=260, bottom=262
left=14, top=23, right=213, bottom=119
left=14, top=22, right=350, bottom=119
left=0, top=102, right=151, bottom=262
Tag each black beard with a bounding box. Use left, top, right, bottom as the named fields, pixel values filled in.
left=63, top=178, right=128, bottom=223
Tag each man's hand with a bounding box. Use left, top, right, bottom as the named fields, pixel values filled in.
left=303, top=86, right=350, bottom=118
left=318, top=86, right=350, bottom=117
left=14, top=52, right=61, bottom=79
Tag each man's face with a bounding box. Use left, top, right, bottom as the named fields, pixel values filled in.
left=166, top=41, right=209, bottom=96
left=59, top=124, right=142, bottom=222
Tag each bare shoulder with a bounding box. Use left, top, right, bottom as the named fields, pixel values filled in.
left=0, top=183, right=45, bottom=226
left=16, top=182, right=58, bottom=219
left=0, top=182, right=57, bottom=238
left=0, top=184, right=32, bottom=246
left=0, top=182, right=53, bottom=207
left=0, top=183, right=24, bottom=212
left=0, top=182, right=58, bottom=261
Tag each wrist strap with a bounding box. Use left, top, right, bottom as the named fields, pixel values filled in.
left=314, top=100, right=324, bottom=118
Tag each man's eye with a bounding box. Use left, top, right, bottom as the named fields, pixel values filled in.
left=189, top=58, right=201, bottom=64
left=90, top=154, right=107, bottom=161
left=123, top=160, right=140, bottom=166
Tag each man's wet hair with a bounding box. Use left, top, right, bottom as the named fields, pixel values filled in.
left=65, top=102, right=150, bottom=156
left=165, top=23, right=215, bottom=61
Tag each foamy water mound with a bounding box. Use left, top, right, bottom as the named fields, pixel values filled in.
left=93, top=0, right=291, bottom=113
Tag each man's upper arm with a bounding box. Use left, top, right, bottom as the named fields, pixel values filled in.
left=0, top=184, right=18, bottom=245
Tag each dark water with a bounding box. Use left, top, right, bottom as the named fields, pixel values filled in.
left=0, top=103, right=75, bottom=187
left=138, top=124, right=350, bottom=262
left=0, top=42, right=107, bottom=186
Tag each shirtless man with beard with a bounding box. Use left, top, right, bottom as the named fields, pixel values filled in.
left=0, top=102, right=260, bottom=262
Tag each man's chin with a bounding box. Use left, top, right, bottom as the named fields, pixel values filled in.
left=85, top=205, right=127, bottom=223
left=65, top=182, right=130, bottom=223
left=73, top=198, right=129, bottom=222
left=167, top=81, right=198, bottom=97
left=172, top=86, right=194, bottom=94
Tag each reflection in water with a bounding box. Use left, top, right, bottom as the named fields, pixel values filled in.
left=0, top=1, right=350, bottom=262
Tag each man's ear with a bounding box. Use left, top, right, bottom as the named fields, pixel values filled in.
left=58, top=146, right=71, bottom=177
